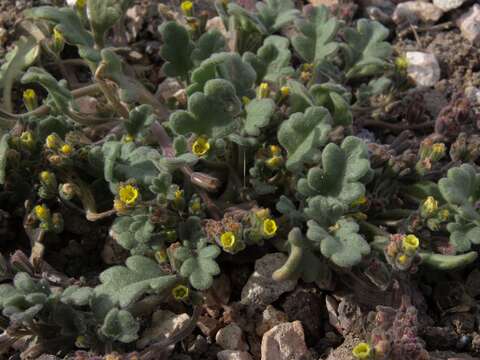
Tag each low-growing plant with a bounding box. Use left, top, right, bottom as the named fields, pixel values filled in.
left=0, top=0, right=478, bottom=358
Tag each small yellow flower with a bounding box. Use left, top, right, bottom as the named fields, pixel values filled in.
left=180, top=0, right=193, bottom=14
left=20, top=131, right=34, bottom=148
left=192, top=136, right=210, bottom=156
left=46, top=133, right=60, bottom=149
left=60, top=144, right=73, bottom=155
left=351, top=195, right=368, bottom=207
left=220, top=231, right=236, bottom=250
left=397, top=254, right=409, bottom=265
left=432, top=143, right=446, bottom=156
left=76, top=0, right=86, bottom=9
left=280, top=86, right=290, bottom=97
left=113, top=199, right=127, bottom=214
left=265, top=156, right=283, bottom=170
left=269, top=145, right=282, bottom=156
left=155, top=249, right=168, bottom=263
left=422, top=196, right=438, bottom=215
left=395, top=56, right=408, bottom=72
left=39, top=171, right=55, bottom=185
left=75, top=335, right=87, bottom=348
left=242, top=96, right=251, bottom=105
left=440, top=209, right=449, bottom=221
left=172, top=284, right=189, bottom=301
left=352, top=342, right=371, bottom=360
left=262, top=218, right=277, bottom=238
left=403, top=234, right=419, bottom=253
left=191, top=200, right=202, bottom=212
left=34, top=204, right=50, bottom=222
left=259, top=82, right=270, bottom=98
left=118, top=184, right=139, bottom=206
left=175, top=189, right=184, bottom=201
left=23, top=89, right=38, bottom=111
left=124, top=134, right=135, bottom=143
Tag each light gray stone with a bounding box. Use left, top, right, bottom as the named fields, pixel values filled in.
left=457, top=5, right=480, bottom=46
left=216, top=323, right=249, bottom=351
left=393, top=1, right=443, bottom=24
left=406, top=51, right=441, bottom=87
left=217, top=350, right=254, bottom=360
left=433, top=0, right=466, bottom=12
left=261, top=321, right=310, bottom=360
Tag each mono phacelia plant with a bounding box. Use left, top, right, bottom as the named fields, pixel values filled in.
left=0, top=0, right=478, bottom=358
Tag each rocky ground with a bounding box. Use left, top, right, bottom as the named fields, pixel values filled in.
left=2, top=0, right=480, bottom=359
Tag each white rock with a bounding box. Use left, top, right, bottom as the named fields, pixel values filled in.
left=217, top=350, right=253, bottom=360
left=457, top=5, right=480, bottom=46
left=406, top=52, right=441, bottom=87
left=137, top=310, right=190, bottom=349
left=433, top=0, right=465, bottom=12
left=216, top=323, right=249, bottom=351
left=260, top=321, right=310, bottom=360
left=465, top=86, right=480, bottom=106
left=241, top=253, right=297, bottom=308
left=392, top=1, right=444, bottom=24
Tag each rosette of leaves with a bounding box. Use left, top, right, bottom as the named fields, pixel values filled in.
left=297, top=136, right=373, bottom=223
left=438, top=164, right=480, bottom=253
left=172, top=217, right=221, bottom=290
left=170, top=78, right=242, bottom=138
left=243, top=35, right=294, bottom=84
left=277, top=106, right=332, bottom=172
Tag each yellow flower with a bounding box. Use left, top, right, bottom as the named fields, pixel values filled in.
left=395, top=56, right=408, bottom=72
left=397, top=254, right=409, bottom=265
left=180, top=1, right=193, bottom=14
left=403, top=234, right=419, bottom=253
left=23, top=89, right=38, bottom=111
left=242, top=96, right=251, bottom=105
left=192, top=136, right=210, bottom=156
left=113, top=199, right=127, bottom=214
left=76, top=0, right=86, bottom=9
left=265, top=156, right=283, bottom=170
left=172, top=284, right=189, bottom=301
left=118, top=184, right=139, bottom=205
left=269, top=145, right=282, bottom=156
left=263, top=218, right=277, bottom=238
left=352, top=342, right=371, bottom=360
left=191, top=200, right=202, bottom=212
left=46, top=133, right=60, bottom=149
left=60, top=144, right=73, bottom=155
left=34, top=204, right=50, bottom=222
left=422, top=196, right=438, bottom=215
left=39, top=171, right=55, bottom=186
left=175, top=189, right=184, bottom=201
left=440, top=209, right=449, bottom=221
left=220, top=231, right=236, bottom=250
left=155, top=249, right=168, bottom=263
left=124, top=134, right=135, bottom=143
left=280, top=86, right=289, bottom=97
left=259, top=82, right=270, bottom=98
left=351, top=195, right=368, bottom=207
left=432, top=143, right=446, bottom=156
left=20, top=131, right=34, bottom=148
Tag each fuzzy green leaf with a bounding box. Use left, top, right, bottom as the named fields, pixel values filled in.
left=192, top=30, right=226, bottom=65
left=61, top=286, right=94, bottom=307
left=256, top=0, right=300, bottom=33
left=438, top=164, right=480, bottom=208
left=307, top=218, right=370, bottom=267
left=24, top=6, right=94, bottom=48
left=111, top=211, right=156, bottom=255
left=159, top=21, right=194, bottom=78
left=87, top=0, right=123, bottom=46
left=292, top=5, right=340, bottom=64
left=94, top=255, right=177, bottom=309
left=341, top=19, right=392, bottom=79
left=310, top=83, right=352, bottom=126
left=447, top=221, right=480, bottom=253
left=277, top=106, right=332, bottom=172
left=244, top=98, right=276, bottom=136
left=170, top=79, right=241, bottom=138
left=125, top=104, right=156, bottom=137
left=100, top=308, right=139, bottom=343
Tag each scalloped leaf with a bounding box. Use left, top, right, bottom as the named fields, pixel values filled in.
left=438, top=164, right=480, bottom=208
left=192, top=30, right=226, bottom=65
left=100, top=308, right=139, bottom=343
left=244, top=98, right=275, bottom=136
left=292, top=5, right=340, bottom=64
left=159, top=21, right=194, bottom=78
left=277, top=106, right=332, bottom=172
left=256, top=0, right=300, bottom=33
left=307, top=218, right=370, bottom=267
left=170, top=79, right=241, bottom=138
left=447, top=221, right=480, bottom=253
left=87, top=0, right=123, bottom=46
left=125, top=104, right=156, bottom=137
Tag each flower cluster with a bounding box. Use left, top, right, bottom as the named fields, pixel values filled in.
left=384, top=234, right=421, bottom=272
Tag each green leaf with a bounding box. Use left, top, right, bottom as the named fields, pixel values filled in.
left=111, top=211, right=156, bottom=255
left=447, top=221, right=480, bottom=253
left=61, top=286, right=93, bottom=306
left=341, top=19, right=392, bottom=79
left=192, top=30, right=226, bottom=65
left=100, top=308, right=139, bottom=343
left=243, top=35, right=293, bottom=83
left=125, top=104, right=156, bottom=137
left=292, top=5, right=340, bottom=64
left=21, top=67, right=73, bottom=113
left=0, top=36, right=40, bottom=112
left=24, top=6, right=94, bottom=48
left=256, top=0, right=300, bottom=33
left=159, top=21, right=194, bottom=78
left=307, top=218, right=370, bottom=267
left=273, top=227, right=323, bottom=282
left=188, top=52, right=256, bottom=98
left=170, top=79, right=241, bottom=138
left=310, top=83, right=352, bottom=126
left=0, top=134, right=9, bottom=185
left=297, top=136, right=372, bottom=206
left=438, top=164, right=480, bottom=208
left=94, top=255, right=177, bottom=309
left=277, top=106, right=332, bottom=172
left=87, top=0, right=123, bottom=46
left=244, top=98, right=275, bottom=136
